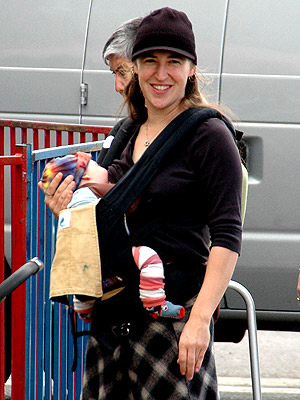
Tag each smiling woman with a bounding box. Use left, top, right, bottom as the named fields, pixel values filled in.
left=41, top=6, right=243, bottom=400
left=80, top=7, right=243, bottom=400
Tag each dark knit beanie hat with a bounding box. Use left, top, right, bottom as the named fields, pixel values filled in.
left=41, top=152, right=91, bottom=192
left=132, top=7, right=197, bottom=65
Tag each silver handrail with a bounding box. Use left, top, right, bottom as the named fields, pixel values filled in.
left=227, top=280, right=262, bottom=400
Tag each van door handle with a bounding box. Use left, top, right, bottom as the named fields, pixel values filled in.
left=80, top=83, right=88, bottom=106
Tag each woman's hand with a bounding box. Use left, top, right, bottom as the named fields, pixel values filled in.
left=177, top=317, right=210, bottom=380
left=177, top=246, right=238, bottom=380
left=38, top=172, right=75, bottom=218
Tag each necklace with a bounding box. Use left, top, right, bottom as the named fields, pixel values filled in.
left=144, top=124, right=161, bottom=147
left=144, top=124, right=151, bottom=147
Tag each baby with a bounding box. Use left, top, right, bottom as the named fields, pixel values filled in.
left=41, top=152, right=185, bottom=322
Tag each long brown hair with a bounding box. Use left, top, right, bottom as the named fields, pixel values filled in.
left=124, top=73, right=147, bottom=122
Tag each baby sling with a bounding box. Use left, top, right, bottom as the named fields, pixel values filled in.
left=95, top=106, right=243, bottom=304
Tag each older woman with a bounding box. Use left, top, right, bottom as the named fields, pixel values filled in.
left=102, top=16, right=142, bottom=96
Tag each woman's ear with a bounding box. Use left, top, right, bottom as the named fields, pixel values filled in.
left=189, top=65, right=196, bottom=78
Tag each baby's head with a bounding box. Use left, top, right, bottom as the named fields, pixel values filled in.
left=41, top=152, right=92, bottom=192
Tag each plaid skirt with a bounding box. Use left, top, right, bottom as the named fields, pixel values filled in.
left=81, top=296, right=219, bottom=400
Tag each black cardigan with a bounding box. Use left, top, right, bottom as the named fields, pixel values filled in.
left=106, top=117, right=243, bottom=303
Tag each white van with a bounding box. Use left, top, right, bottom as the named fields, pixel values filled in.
left=1, top=0, right=300, bottom=336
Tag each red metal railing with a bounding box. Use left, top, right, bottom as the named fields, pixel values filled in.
left=0, top=147, right=27, bottom=400
left=0, top=119, right=111, bottom=400
left=0, top=119, right=112, bottom=154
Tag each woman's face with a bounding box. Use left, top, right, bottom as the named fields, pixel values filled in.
left=135, top=51, right=195, bottom=113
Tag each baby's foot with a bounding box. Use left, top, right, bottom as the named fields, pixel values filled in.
left=77, top=312, right=93, bottom=324
left=147, top=301, right=185, bottom=320
left=73, top=296, right=95, bottom=323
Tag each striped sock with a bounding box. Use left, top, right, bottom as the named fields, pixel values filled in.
left=133, top=246, right=185, bottom=319
left=133, top=246, right=166, bottom=308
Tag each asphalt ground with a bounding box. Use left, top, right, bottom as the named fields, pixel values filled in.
left=215, top=330, right=300, bottom=399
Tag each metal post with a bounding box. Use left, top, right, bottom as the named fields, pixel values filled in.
left=10, top=146, right=27, bottom=400
left=228, top=280, right=262, bottom=400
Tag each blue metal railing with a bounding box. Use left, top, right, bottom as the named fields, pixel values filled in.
left=25, top=141, right=104, bottom=400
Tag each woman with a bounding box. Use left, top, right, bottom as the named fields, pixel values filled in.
left=41, top=7, right=243, bottom=399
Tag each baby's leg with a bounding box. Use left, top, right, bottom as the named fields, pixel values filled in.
left=73, top=295, right=95, bottom=323
left=132, top=246, right=185, bottom=319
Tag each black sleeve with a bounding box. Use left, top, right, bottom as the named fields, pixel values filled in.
left=191, top=118, right=243, bottom=254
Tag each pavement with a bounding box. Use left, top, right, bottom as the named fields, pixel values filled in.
left=215, top=330, right=300, bottom=398
left=219, top=377, right=300, bottom=396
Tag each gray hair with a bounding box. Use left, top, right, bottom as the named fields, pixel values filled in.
left=102, top=17, right=143, bottom=65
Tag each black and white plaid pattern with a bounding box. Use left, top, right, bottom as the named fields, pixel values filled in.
left=81, top=297, right=219, bottom=400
